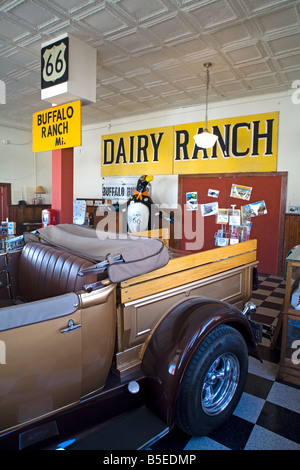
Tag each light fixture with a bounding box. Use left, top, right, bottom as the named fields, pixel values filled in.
left=36, top=186, right=46, bottom=204
left=193, top=62, right=218, bottom=149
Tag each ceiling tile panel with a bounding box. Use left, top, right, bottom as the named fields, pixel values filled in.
left=246, top=73, right=283, bottom=88
left=284, top=69, right=300, bottom=81
left=210, top=68, right=240, bottom=82
left=116, top=0, right=169, bottom=22
left=107, top=77, right=139, bottom=93
left=109, top=28, right=155, bottom=54
left=49, top=0, right=96, bottom=14
left=105, top=58, right=147, bottom=77
left=3, top=49, right=38, bottom=67
left=97, top=66, right=120, bottom=83
left=167, top=36, right=211, bottom=59
left=76, top=6, right=127, bottom=36
left=134, top=47, right=177, bottom=68
left=6, top=1, right=57, bottom=28
left=255, top=6, right=299, bottom=34
left=218, top=80, right=249, bottom=94
left=187, top=0, right=238, bottom=30
left=237, top=59, right=274, bottom=76
left=172, top=75, right=203, bottom=91
left=125, top=88, right=155, bottom=100
left=9, top=70, right=39, bottom=87
left=131, top=70, right=165, bottom=87
left=0, top=17, right=29, bottom=39
left=266, top=31, right=300, bottom=55
left=95, top=41, right=124, bottom=63
left=276, top=53, right=300, bottom=69
left=241, top=0, right=294, bottom=15
left=143, top=13, right=197, bottom=43
left=224, top=42, right=265, bottom=64
left=153, top=62, right=193, bottom=81
left=208, top=21, right=254, bottom=47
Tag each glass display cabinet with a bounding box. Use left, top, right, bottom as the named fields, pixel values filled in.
left=278, top=246, right=300, bottom=386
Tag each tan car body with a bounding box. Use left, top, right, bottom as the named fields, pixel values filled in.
left=0, top=227, right=260, bottom=449
left=0, top=285, right=116, bottom=433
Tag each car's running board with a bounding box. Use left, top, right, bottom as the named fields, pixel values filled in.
left=60, top=406, right=169, bottom=450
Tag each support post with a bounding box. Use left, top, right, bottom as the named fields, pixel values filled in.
left=52, top=148, right=74, bottom=224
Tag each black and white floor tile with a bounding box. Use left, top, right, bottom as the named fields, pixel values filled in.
left=148, top=274, right=300, bottom=451
left=251, top=273, right=287, bottom=346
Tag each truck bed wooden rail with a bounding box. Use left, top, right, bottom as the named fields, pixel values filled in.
left=120, top=240, right=257, bottom=303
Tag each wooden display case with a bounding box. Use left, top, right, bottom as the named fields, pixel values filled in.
left=277, top=247, right=300, bottom=386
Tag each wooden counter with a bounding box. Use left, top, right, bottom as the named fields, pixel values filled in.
left=8, top=204, right=50, bottom=235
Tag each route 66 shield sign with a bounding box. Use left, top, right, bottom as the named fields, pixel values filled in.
left=41, top=37, right=68, bottom=89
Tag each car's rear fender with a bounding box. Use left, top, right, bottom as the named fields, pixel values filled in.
left=142, top=297, right=259, bottom=426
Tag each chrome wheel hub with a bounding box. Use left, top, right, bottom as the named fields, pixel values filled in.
left=201, top=353, right=240, bottom=416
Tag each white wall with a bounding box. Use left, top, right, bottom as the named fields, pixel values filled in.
left=1, top=90, right=299, bottom=209
left=0, top=124, right=52, bottom=204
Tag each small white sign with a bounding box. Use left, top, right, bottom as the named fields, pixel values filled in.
left=73, top=200, right=86, bottom=225
left=102, top=176, right=138, bottom=201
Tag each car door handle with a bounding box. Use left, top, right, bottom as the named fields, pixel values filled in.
left=60, top=319, right=81, bottom=333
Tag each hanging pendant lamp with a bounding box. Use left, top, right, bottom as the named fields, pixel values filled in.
left=193, top=62, right=218, bottom=149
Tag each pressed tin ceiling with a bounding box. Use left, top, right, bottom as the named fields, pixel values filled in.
left=0, top=0, right=299, bottom=130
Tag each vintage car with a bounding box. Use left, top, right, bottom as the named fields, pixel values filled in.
left=0, top=224, right=263, bottom=450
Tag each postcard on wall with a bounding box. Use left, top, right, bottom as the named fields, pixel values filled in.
left=186, top=192, right=198, bottom=211
left=230, top=184, right=252, bottom=200
left=217, top=208, right=229, bottom=224
left=201, top=202, right=218, bottom=217
left=242, top=200, right=267, bottom=218
left=207, top=189, right=219, bottom=198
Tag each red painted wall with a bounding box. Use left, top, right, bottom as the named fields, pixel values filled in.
left=179, top=173, right=287, bottom=275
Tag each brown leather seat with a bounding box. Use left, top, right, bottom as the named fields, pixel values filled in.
left=18, top=242, right=97, bottom=302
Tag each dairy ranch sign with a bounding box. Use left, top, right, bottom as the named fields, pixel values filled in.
left=101, top=112, right=278, bottom=176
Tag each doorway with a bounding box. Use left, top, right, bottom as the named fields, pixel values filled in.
left=0, top=183, right=11, bottom=221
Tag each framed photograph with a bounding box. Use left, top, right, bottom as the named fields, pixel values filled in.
left=242, top=200, right=267, bottom=218
left=207, top=189, right=219, bottom=198
left=200, top=202, right=218, bottom=217
left=230, top=184, right=252, bottom=201
left=217, top=208, right=228, bottom=224
left=186, top=192, right=198, bottom=211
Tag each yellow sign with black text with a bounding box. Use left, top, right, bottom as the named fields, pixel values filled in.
left=101, top=126, right=174, bottom=176
left=101, top=112, right=278, bottom=176
left=32, top=100, right=82, bottom=152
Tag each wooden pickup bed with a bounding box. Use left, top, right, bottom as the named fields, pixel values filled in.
left=116, top=240, right=257, bottom=375
left=119, top=240, right=257, bottom=303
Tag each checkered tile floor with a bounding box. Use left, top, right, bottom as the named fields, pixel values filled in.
left=149, top=274, right=300, bottom=451
left=251, top=273, right=287, bottom=347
